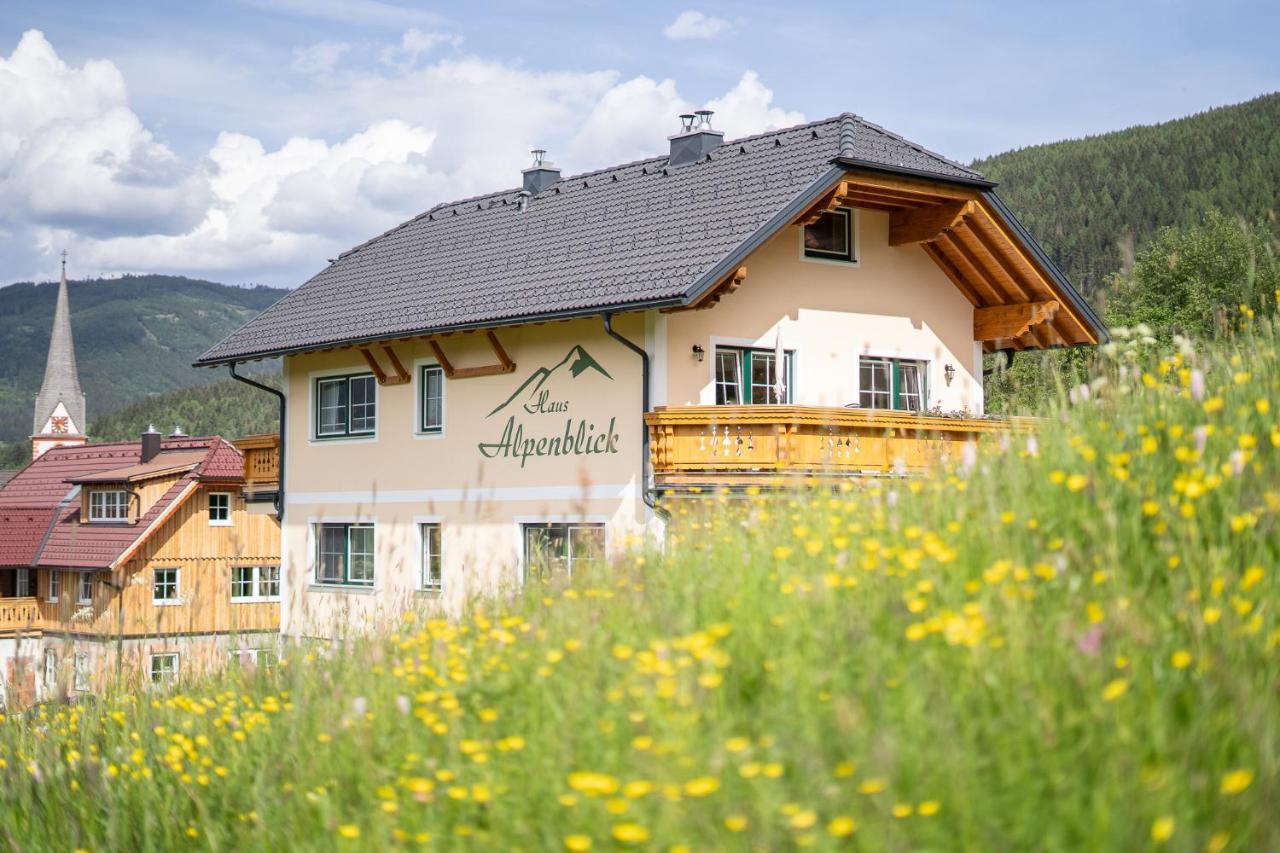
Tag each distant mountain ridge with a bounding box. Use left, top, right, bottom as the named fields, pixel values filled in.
left=973, top=92, right=1280, bottom=296
left=0, top=274, right=284, bottom=446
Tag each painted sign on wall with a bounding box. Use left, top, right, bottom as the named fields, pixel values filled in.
left=478, top=346, right=621, bottom=467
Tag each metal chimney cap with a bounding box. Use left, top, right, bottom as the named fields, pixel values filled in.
left=530, top=148, right=547, bottom=166
left=170, top=426, right=187, bottom=437
left=694, top=108, right=714, bottom=129
left=678, top=113, right=696, bottom=132
left=144, top=424, right=160, bottom=435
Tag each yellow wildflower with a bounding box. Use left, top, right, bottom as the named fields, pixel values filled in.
left=1220, top=768, right=1253, bottom=794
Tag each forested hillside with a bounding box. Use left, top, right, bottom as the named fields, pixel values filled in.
left=0, top=275, right=283, bottom=445
left=89, top=375, right=281, bottom=442
left=973, top=92, right=1280, bottom=296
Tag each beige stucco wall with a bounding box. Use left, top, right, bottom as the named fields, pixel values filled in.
left=280, top=315, right=654, bottom=638
left=660, top=210, right=983, bottom=413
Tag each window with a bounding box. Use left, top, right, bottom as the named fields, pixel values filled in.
left=43, top=649, right=57, bottom=689
left=74, top=653, right=90, bottom=692
left=208, top=492, right=232, bottom=525
left=315, top=373, right=377, bottom=438
left=421, top=523, right=442, bottom=592
left=420, top=365, right=445, bottom=434
left=89, top=489, right=129, bottom=522
left=315, top=524, right=375, bottom=586
left=153, top=568, right=180, bottom=605
left=15, top=569, right=31, bottom=598
left=229, top=648, right=278, bottom=672
left=714, top=347, right=794, bottom=405
left=231, top=565, right=281, bottom=601
left=803, top=208, right=855, bottom=262
left=149, top=653, right=179, bottom=684
left=859, top=357, right=928, bottom=412
left=523, top=523, right=605, bottom=583
left=77, top=573, right=93, bottom=605
left=46, top=570, right=60, bottom=602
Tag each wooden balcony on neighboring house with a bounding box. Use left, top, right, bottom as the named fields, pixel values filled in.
left=645, top=405, right=1032, bottom=489
left=233, top=434, right=280, bottom=507
left=0, top=597, right=43, bottom=635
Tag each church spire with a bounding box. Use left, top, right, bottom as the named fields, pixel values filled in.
left=32, top=251, right=88, bottom=459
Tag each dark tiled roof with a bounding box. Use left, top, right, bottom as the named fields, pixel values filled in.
left=0, top=437, right=243, bottom=570
left=197, top=113, right=989, bottom=365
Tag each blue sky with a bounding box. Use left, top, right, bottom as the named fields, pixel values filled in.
left=1, top=0, right=1276, bottom=287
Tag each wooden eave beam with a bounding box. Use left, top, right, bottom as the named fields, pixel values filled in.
left=922, top=242, right=981, bottom=306
left=667, top=265, right=747, bottom=312
left=974, top=301, right=1060, bottom=341
left=360, top=345, right=411, bottom=385
left=430, top=330, right=517, bottom=380
left=937, top=231, right=1009, bottom=305
left=889, top=201, right=973, bottom=246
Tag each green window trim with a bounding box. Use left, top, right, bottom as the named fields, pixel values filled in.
left=314, top=373, right=377, bottom=439
left=859, top=356, right=928, bottom=412
left=315, top=523, right=376, bottom=586
left=714, top=346, right=795, bottom=405
left=419, top=365, right=446, bottom=435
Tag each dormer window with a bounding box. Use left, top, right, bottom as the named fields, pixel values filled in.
left=88, top=490, right=128, bottom=522
left=802, top=208, right=856, bottom=263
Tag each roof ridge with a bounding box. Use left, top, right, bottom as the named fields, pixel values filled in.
left=847, top=115, right=983, bottom=177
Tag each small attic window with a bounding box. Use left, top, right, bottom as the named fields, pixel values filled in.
left=89, top=489, right=129, bottom=522
left=802, top=208, right=856, bottom=264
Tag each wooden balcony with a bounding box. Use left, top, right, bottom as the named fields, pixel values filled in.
left=645, top=405, right=1029, bottom=487
left=233, top=434, right=280, bottom=502
left=0, top=597, right=43, bottom=635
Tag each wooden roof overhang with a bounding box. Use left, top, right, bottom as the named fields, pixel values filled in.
left=796, top=171, right=1103, bottom=352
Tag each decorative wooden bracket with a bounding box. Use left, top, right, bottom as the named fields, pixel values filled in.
left=667, top=265, right=748, bottom=313
left=889, top=201, right=973, bottom=246
left=974, top=301, right=1059, bottom=341
left=359, top=345, right=411, bottom=385
left=430, top=330, right=516, bottom=380
left=797, top=181, right=856, bottom=226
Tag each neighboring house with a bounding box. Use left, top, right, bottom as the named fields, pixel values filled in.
left=0, top=433, right=280, bottom=705
left=196, top=111, right=1105, bottom=639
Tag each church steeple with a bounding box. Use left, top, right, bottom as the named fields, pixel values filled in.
left=32, top=251, right=88, bottom=459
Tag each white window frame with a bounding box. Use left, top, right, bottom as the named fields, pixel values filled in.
left=856, top=354, right=932, bottom=413
left=799, top=206, right=859, bottom=266
left=415, top=361, right=447, bottom=438
left=77, top=573, right=93, bottom=605
left=312, top=522, right=376, bottom=587
left=311, top=370, right=378, bottom=442
left=88, top=489, right=129, bottom=523
left=43, top=649, right=57, bottom=689
left=152, top=567, right=180, bottom=606
left=46, top=570, right=60, bottom=603
left=518, top=520, right=607, bottom=584
left=15, top=569, right=31, bottom=598
left=208, top=491, right=232, bottom=526
left=148, top=652, right=179, bottom=685
left=230, top=565, right=281, bottom=602
left=229, top=647, right=278, bottom=671
left=419, top=522, right=443, bottom=593
left=74, top=652, right=90, bottom=692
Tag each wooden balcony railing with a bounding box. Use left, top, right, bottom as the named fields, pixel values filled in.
left=645, top=405, right=1029, bottom=484
left=233, top=434, right=280, bottom=492
left=0, top=597, right=43, bottom=634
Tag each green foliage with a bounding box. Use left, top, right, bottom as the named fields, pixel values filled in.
left=973, top=92, right=1280, bottom=296
left=0, top=274, right=283, bottom=445
left=1, top=322, right=1277, bottom=850
left=90, top=375, right=282, bottom=442
left=1107, top=210, right=1280, bottom=337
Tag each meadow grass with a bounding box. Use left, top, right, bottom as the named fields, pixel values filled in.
left=1, top=318, right=1277, bottom=852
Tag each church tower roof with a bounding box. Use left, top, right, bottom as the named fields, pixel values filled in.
left=32, top=252, right=87, bottom=438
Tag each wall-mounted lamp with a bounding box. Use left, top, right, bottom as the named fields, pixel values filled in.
left=692, top=344, right=705, bottom=363
left=944, top=363, right=956, bottom=386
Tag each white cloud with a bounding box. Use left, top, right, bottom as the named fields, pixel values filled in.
left=379, top=28, right=462, bottom=70
left=663, top=10, right=731, bottom=40
left=0, top=30, right=803, bottom=287
left=290, top=41, right=350, bottom=74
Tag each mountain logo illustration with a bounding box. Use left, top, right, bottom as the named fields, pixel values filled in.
left=486, top=345, right=613, bottom=417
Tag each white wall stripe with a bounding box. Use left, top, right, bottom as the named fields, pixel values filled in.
left=286, top=483, right=637, bottom=506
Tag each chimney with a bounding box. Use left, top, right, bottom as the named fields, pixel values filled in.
left=141, top=425, right=161, bottom=463
left=170, top=426, right=187, bottom=438
left=668, top=109, right=724, bottom=168
left=521, top=149, right=561, bottom=195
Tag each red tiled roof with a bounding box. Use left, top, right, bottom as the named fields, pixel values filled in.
left=0, top=437, right=245, bottom=570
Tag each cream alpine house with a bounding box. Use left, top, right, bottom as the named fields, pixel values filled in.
left=197, top=111, right=1105, bottom=639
